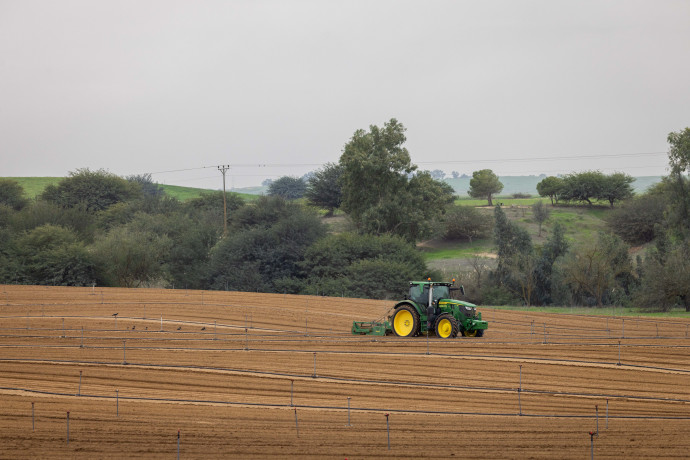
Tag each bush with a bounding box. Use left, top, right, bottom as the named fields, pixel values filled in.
left=512, top=192, right=531, bottom=199
left=606, top=194, right=667, bottom=245
left=443, top=206, right=493, bottom=242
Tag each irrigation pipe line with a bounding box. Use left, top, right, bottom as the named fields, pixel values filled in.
left=5, top=294, right=690, bottom=328
left=3, top=328, right=690, bottom=353
left=0, top=316, right=688, bottom=346
left=2, top=384, right=690, bottom=421
left=482, top=307, right=690, bottom=326
left=3, top=357, right=690, bottom=406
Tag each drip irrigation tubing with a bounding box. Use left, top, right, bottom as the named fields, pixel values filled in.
left=2, top=384, right=689, bottom=421
left=3, top=357, right=690, bottom=405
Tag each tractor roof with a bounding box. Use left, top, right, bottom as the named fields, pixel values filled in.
left=409, top=281, right=454, bottom=287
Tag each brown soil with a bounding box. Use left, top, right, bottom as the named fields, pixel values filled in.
left=1, top=285, right=689, bottom=458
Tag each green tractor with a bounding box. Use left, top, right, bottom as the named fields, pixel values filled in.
left=352, top=280, right=488, bottom=338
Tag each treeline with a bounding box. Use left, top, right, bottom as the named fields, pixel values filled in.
left=458, top=128, right=690, bottom=312
left=0, top=119, right=455, bottom=300
left=0, top=172, right=436, bottom=299
left=2, top=122, right=690, bottom=312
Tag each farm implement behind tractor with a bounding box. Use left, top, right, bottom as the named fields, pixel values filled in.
left=352, top=280, right=488, bottom=338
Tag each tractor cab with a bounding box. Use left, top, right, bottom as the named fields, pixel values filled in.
left=408, top=281, right=452, bottom=307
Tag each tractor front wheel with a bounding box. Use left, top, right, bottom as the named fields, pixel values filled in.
left=435, top=314, right=458, bottom=339
left=392, top=305, right=420, bottom=337
left=462, top=328, right=484, bottom=337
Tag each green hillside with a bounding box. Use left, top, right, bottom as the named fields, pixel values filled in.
left=1, top=177, right=255, bottom=201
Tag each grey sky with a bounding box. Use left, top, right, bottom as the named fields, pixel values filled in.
left=1, top=0, right=689, bottom=189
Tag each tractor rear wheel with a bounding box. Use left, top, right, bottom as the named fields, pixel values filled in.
left=435, top=314, right=458, bottom=339
left=392, top=305, right=420, bottom=337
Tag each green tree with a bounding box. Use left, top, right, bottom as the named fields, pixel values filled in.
left=126, top=173, right=164, bottom=198
left=559, top=171, right=606, bottom=206
left=442, top=205, right=493, bottom=242
left=536, top=176, right=563, bottom=205
left=492, top=205, right=532, bottom=287
left=531, top=201, right=550, bottom=236
left=14, top=224, right=97, bottom=286
left=268, top=176, right=307, bottom=200
left=667, top=127, right=690, bottom=173
left=468, top=169, right=503, bottom=206
left=533, top=222, right=569, bottom=305
left=633, top=238, right=690, bottom=311
left=298, top=232, right=427, bottom=299
left=0, top=179, right=29, bottom=210
left=664, top=128, right=690, bottom=235
left=10, top=200, right=96, bottom=241
left=558, top=232, right=632, bottom=306
left=91, top=225, right=172, bottom=287
left=606, top=194, right=666, bottom=244
left=205, top=197, right=326, bottom=292
left=599, top=172, right=634, bottom=207
left=305, top=163, right=343, bottom=216
left=40, top=168, right=139, bottom=212
left=339, top=119, right=454, bottom=242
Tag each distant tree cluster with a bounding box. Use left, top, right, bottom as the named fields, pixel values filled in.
left=536, top=171, right=634, bottom=207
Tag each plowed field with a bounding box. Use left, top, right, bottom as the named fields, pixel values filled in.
left=1, top=285, right=689, bottom=458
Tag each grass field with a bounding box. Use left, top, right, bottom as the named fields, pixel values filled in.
left=0, top=177, right=256, bottom=202
left=1, top=285, right=689, bottom=458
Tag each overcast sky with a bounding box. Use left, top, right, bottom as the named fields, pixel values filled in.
left=1, top=0, right=689, bottom=189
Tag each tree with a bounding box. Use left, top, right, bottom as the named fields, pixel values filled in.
left=533, top=222, right=569, bottom=305
left=14, top=224, right=97, bottom=286
left=559, top=171, right=605, bottom=206
left=126, top=173, right=164, bottom=198
left=633, top=239, right=690, bottom=312
left=429, top=169, right=446, bottom=180
left=205, top=197, right=326, bottom=293
left=468, top=169, right=503, bottom=206
left=506, top=250, right=539, bottom=306
left=531, top=201, right=550, bottom=237
left=606, top=194, right=666, bottom=245
left=492, top=205, right=532, bottom=287
left=340, top=118, right=415, bottom=223
left=536, top=176, right=563, bottom=205
left=599, top=172, right=634, bottom=207
left=443, top=205, right=493, bottom=242
left=0, top=179, right=29, bottom=210
left=665, top=128, right=690, bottom=235
left=305, top=163, right=343, bottom=216
left=558, top=232, right=632, bottom=306
left=451, top=171, right=460, bottom=179
left=667, top=127, right=690, bottom=174
left=40, top=168, right=139, bottom=212
left=267, top=176, right=307, bottom=200
left=91, top=225, right=172, bottom=287
left=297, top=232, right=427, bottom=299
left=339, top=119, right=454, bottom=242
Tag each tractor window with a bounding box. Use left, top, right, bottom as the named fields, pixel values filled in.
left=433, top=286, right=450, bottom=303
left=409, top=285, right=428, bottom=305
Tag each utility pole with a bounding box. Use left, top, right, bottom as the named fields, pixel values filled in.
left=218, top=164, right=230, bottom=236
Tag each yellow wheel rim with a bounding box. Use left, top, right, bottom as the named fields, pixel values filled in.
left=393, top=309, right=414, bottom=336
left=437, top=318, right=452, bottom=338
left=464, top=329, right=478, bottom=337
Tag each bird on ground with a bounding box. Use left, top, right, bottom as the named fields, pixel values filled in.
left=177, top=326, right=181, bottom=330
left=112, top=313, right=118, bottom=317
left=132, top=326, right=135, bottom=330
left=201, top=327, right=206, bottom=331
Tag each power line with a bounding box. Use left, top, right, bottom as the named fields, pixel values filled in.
left=146, top=152, right=667, bottom=177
